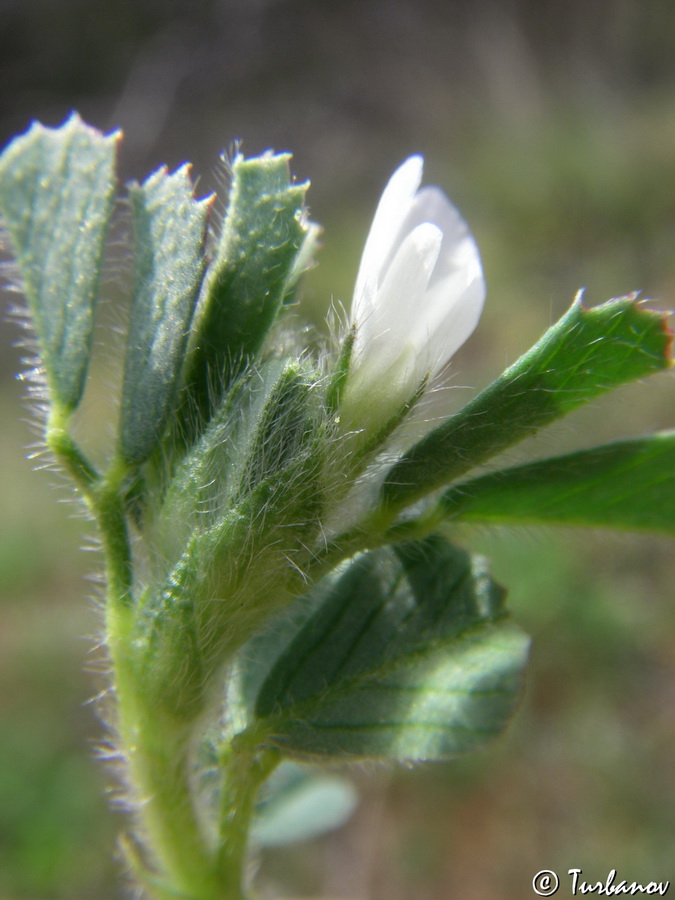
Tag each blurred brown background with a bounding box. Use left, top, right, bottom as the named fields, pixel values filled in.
left=1, top=1, right=674, bottom=898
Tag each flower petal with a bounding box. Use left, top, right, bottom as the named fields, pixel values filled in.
left=402, top=186, right=482, bottom=288
left=352, top=156, right=423, bottom=322
left=419, top=268, right=485, bottom=373
left=353, top=222, right=443, bottom=376
left=341, top=157, right=486, bottom=448
left=406, top=187, right=485, bottom=373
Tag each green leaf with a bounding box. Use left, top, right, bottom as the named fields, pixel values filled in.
left=182, top=151, right=320, bottom=429
left=134, top=359, right=328, bottom=718
left=0, top=114, right=119, bottom=412
left=254, top=537, right=529, bottom=762
left=151, top=357, right=324, bottom=561
left=227, top=572, right=340, bottom=729
left=252, top=762, right=358, bottom=847
left=437, top=430, right=675, bottom=534
left=119, top=165, right=211, bottom=464
left=381, top=294, right=672, bottom=513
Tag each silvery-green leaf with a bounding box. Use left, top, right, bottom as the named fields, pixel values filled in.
left=119, top=165, right=211, bottom=464
left=254, top=537, right=529, bottom=762
left=252, top=762, right=358, bottom=847
left=182, top=151, right=319, bottom=430
left=0, top=114, right=118, bottom=411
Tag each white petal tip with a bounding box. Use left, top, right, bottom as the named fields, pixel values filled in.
left=389, top=155, right=424, bottom=192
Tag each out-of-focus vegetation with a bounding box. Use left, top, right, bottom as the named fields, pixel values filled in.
left=1, top=2, right=673, bottom=897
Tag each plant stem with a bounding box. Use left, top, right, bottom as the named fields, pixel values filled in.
left=46, top=403, right=100, bottom=492
left=105, top=576, right=275, bottom=899
left=215, top=732, right=280, bottom=897
left=46, top=408, right=134, bottom=604
left=48, top=409, right=278, bottom=899
left=109, top=640, right=278, bottom=899
left=108, top=638, right=221, bottom=899
left=89, top=450, right=218, bottom=898
left=95, top=459, right=134, bottom=605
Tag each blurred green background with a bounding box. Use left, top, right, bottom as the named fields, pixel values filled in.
left=1, top=1, right=674, bottom=898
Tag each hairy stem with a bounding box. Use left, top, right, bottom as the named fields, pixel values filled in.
left=47, top=406, right=292, bottom=899
left=109, top=634, right=220, bottom=899
left=215, top=732, right=280, bottom=898
left=45, top=404, right=99, bottom=493
left=83, top=446, right=216, bottom=897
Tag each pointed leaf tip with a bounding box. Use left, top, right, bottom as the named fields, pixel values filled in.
left=177, top=150, right=319, bottom=436
left=381, top=292, right=673, bottom=512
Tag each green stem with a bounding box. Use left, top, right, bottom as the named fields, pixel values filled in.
left=96, top=458, right=134, bottom=605
left=108, top=637, right=220, bottom=899
left=45, top=407, right=287, bottom=899
left=46, top=403, right=99, bottom=493
left=109, top=634, right=279, bottom=900
left=381, top=504, right=448, bottom=544
left=82, top=444, right=216, bottom=897
left=214, top=733, right=280, bottom=897
left=46, top=407, right=134, bottom=603
left=307, top=519, right=389, bottom=583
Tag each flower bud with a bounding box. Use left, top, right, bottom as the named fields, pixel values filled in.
left=339, top=156, right=485, bottom=440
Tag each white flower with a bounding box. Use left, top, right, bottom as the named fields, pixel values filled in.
left=340, top=155, right=485, bottom=436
